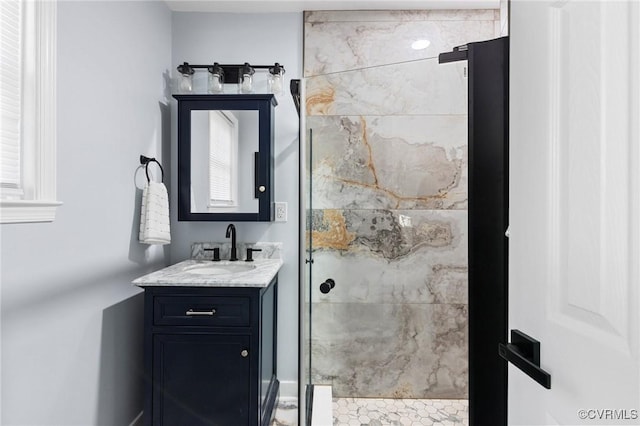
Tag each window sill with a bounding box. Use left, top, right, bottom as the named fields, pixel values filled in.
left=0, top=200, right=63, bottom=224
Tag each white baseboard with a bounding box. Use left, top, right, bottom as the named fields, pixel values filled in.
left=279, top=380, right=298, bottom=398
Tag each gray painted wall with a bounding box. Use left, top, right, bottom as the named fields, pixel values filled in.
left=0, top=6, right=302, bottom=424
left=0, top=1, right=172, bottom=424
left=170, top=12, right=302, bottom=394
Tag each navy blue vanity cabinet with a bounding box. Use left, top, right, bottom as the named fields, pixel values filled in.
left=142, top=278, right=279, bottom=426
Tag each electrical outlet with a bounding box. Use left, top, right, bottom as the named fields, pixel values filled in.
left=274, top=202, right=287, bottom=222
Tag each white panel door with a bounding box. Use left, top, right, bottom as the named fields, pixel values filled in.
left=509, top=1, right=640, bottom=424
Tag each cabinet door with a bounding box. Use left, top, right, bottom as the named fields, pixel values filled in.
left=153, top=333, right=251, bottom=426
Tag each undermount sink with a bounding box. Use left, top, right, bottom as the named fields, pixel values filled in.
left=182, top=262, right=256, bottom=276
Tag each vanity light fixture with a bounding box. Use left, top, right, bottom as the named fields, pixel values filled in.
left=177, top=62, right=195, bottom=93
left=176, top=62, right=286, bottom=95
left=207, top=62, right=225, bottom=93
left=268, top=63, right=286, bottom=95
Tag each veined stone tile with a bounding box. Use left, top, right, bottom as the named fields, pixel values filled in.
left=307, top=209, right=467, bottom=305
left=309, top=209, right=468, bottom=258
left=192, top=241, right=282, bottom=260
left=309, top=251, right=468, bottom=305
left=304, top=20, right=495, bottom=76
left=304, top=9, right=497, bottom=23
left=306, top=59, right=467, bottom=116
left=350, top=115, right=467, bottom=145
left=310, top=302, right=468, bottom=399
left=330, top=398, right=468, bottom=425
left=307, top=116, right=467, bottom=210
left=302, top=7, right=474, bottom=405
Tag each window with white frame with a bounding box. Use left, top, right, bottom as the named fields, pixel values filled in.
left=0, top=0, right=60, bottom=223
left=208, top=110, right=238, bottom=210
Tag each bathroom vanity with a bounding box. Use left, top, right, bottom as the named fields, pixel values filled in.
left=134, top=257, right=282, bottom=426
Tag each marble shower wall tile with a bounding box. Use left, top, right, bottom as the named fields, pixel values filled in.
left=308, top=209, right=468, bottom=305
left=307, top=116, right=467, bottom=210
left=302, top=9, right=482, bottom=401
left=310, top=302, right=468, bottom=399
left=305, top=9, right=496, bottom=23
left=307, top=209, right=467, bottom=398
left=306, top=59, right=467, bottom=116
left=304, top=20, right=495, bottom=76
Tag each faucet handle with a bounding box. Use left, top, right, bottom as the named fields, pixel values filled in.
left=245, top=248, right=262, bottom=262
left=203, top=247, right=220, bottom=261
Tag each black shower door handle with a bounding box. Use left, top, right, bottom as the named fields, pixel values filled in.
left=319, top=279, right=335, bottom=294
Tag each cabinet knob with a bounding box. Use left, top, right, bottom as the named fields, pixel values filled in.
left=241, top=349, right=249, bottom=358
left=258, top=185, right=266, bottom=193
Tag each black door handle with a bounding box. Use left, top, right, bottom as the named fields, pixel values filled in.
left=499, top=329, right=551, bottom=389
left=319, top=279, right=335, bottom=294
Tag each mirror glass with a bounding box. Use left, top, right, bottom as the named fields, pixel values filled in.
left=190, top=110, right=259, bottom=213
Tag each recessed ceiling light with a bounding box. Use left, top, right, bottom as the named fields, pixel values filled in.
left=411, top=39, right=431, bottom=50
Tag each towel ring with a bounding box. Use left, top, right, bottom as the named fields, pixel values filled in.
left=139, top=155, right=164, bottom=183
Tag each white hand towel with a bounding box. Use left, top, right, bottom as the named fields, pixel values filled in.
left=139, top=181, right=171, bottom=245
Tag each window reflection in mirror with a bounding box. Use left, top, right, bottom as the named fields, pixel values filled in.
left=190, top=110, right=259, bottom=213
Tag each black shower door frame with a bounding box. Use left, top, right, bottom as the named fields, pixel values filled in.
left=441, top=36, right=510, bottom=426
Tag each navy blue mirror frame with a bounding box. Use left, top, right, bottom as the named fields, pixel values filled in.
left=173, top=94, right=276, bottom=221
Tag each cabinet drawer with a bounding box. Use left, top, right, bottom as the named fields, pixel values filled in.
left=153, top=296, right=250, bottom=327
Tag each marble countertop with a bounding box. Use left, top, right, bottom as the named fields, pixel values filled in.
left=133, top=258, right=283, bottom=288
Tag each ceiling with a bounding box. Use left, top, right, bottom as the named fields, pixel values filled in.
left=164, top=0, right=500, bottom=13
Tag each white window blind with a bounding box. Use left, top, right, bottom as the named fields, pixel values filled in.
left=0, top=0, right=23, bottom=197
left=208, top=111, right=238, bottom=208
left=0, top=0, right=61, bottom=223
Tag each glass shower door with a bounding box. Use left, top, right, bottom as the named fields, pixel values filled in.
left=303, top=53, right=470, bottom=425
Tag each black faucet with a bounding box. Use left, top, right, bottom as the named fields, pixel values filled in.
left=225, top=224, right=238, bottom=261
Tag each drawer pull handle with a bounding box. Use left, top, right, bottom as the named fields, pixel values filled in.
left=241, top=349, right=249, bottom=357
left=186, top=308, right=216, bottom=316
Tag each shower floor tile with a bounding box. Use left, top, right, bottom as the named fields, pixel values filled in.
left=332, top=398, right=468, bottom=426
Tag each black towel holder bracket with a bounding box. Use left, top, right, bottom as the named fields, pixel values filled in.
left=140, top=155, right=164, bottom=183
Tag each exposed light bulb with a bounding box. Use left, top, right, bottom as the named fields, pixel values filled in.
left=179, top=74, right=193, bottom=93
left=177, top=62, right=194, bottom=93
left=269, top=74, right=283, bottom=94
left=241, top=74, right=253, bottom=93
left=207, top=63, right=225, bottom=93
left=268, top=62, right=286, bottom=95
left=208, top=73, right=223, bottom=93
left=239, top=63, right=254, bottom=94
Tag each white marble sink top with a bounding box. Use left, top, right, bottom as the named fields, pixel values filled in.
left=133, top=258, right=283, bottom=288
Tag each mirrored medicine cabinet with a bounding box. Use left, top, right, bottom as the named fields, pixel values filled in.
left=173, top=94, right=277, bottom=221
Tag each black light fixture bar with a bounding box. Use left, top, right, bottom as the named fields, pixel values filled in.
left=185, top=64, right=280, bottom=70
